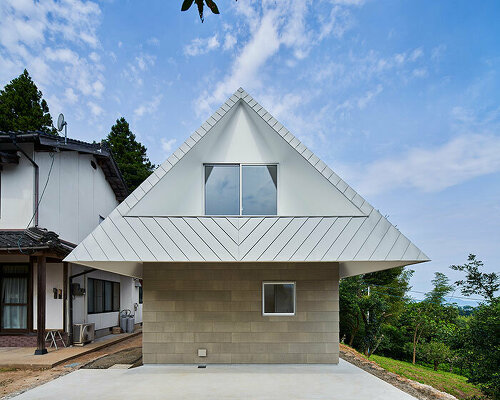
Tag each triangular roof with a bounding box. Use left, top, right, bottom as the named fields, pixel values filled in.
left=65, top=88, right=429, bottom=278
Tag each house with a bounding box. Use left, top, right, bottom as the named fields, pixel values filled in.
left=0, top=132, right=143, bottom=353
left=66, top=88, right=429, bottom=364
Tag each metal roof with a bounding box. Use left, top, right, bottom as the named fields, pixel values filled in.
left=0, top=131, right=128, bottom=202
left=65, top=88, right=429, bottom=278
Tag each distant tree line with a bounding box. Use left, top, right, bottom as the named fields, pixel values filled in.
left=0, top=70, right=155, bottom=191
left=340, top=254, right=499, bottom=399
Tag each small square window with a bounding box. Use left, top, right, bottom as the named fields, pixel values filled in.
left=262, top=282, right=295, bottom=316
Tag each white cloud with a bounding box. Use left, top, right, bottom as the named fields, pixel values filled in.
left=134, top=95, right=163, bottom=118
left=194, top=1, right=361, bottom=115
left=87, top=101, right=103, bottom=117
left=161, top=138, right=177, bottom=154
left=357, top=84, right=383, bottom=109
left=184, top=35, right=220, bottom=56
left=346, top=134, right=500, bottom=195
left=65, top=87, right=78, bottom=104
left=223, top=33, right=237, bottom=50
left=147, top=37, right=160, bottom=46
left=122, top=53, right=156, bottom=85
left=0, top=0, right=105, bottom=121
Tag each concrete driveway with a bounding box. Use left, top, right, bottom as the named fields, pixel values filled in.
left=12, top=360, right=416, bottom=400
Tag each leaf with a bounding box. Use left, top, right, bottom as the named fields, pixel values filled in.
left=195, top=0, right=204, bottom=22
left=205, top=0, right=220, bottom=14
left=181, top=0, right=194, bottom=11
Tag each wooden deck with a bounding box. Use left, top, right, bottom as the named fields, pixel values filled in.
left=0, top=330, right=141, bottom=369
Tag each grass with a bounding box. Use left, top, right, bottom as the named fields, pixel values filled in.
left=370, top=354, right=485, bottom=400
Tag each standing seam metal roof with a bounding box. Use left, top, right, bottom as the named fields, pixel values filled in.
left=65, top=88, right=429, bottom=268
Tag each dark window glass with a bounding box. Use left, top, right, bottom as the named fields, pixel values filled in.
left=113, top=282, right=120, bottom=311
left=87, top=279, right=94, bottom=313
left=205, top=165, right=240, bottom=215
left=88, top=278, right=120, bottom=314
left=242, top=165, right=277, bottom=215
left=263, top=283, right=295, bottom=314
left=104, top=281, right=113, bottom=312
left=1, top=264, right=29, bottom=330
left=139, top=286, right=143, bottom=304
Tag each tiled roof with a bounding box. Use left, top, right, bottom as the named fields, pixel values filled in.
left=0, top=227, right=75, bottom=255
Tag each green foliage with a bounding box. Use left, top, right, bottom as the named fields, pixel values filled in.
left=103, top=117, right=155, bottom=191
left=371, top=354, right=485, bottom=400
left=339, top=267, right=413, bottom=356
left=451, top=254, right=499, bottom=301
left=461, top=298, right=500, bottom=399
left=340, top=257, right=498, bottom=399
left=0, top=70, right=56, bottom=133
left=418, top=341, right=452, bottom=371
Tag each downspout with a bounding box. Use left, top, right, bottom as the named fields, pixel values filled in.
left=68, top=267, right=97, bottom=345
left=9, top=133, right=39, bottom=226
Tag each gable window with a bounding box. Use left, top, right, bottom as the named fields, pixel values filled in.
left=204, top=164, right=277, bottom=215
left=87, top=278, right=120, bottom=314
left=262, top=282, right=295, bottom=316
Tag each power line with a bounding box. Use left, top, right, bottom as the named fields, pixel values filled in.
left=367, top=283, right=484, bottom=302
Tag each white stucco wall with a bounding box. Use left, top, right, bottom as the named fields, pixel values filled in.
left=0, top=145, right=118, bottom=243
left=35, top=151, right=118, bottom=244
left=71, top=264, right=141, bottom=331
left=128, top=102, right=364, bottom=217
left=33, top=262, right=64, bottom=330
left=0, top=144, right=35, bottom=229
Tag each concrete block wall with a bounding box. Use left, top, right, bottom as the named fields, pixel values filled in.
left=142, top=262, right=339, bottom=364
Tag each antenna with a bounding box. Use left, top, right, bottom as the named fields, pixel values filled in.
left=57, top=113, right=68, bottom=144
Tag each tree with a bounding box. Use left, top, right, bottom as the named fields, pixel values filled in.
left=418, top=341, right=452, bottom=371
left=401, top=272, right=454, bottom=364
left=103, top=117, right=155, bottom=191
left=339, top=267, right=413, bottom=356
left=462, top=298, right=500, bottom=399
left=451, top=254, right=499, bottom=301
left=0, top=70, right=56, bottom=133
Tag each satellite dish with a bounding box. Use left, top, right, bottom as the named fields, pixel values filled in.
left=57, top=113, right=66, bottom=131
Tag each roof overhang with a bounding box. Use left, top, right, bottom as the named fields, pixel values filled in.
left=0, top=131, right=128, bottom=201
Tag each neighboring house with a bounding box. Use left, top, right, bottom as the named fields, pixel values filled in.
left=66, top=88, right=429, bottom=364
left=0, top=132, right=143, bottom=351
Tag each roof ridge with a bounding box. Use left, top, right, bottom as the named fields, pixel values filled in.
left=116, top=87, right=369, bottom=218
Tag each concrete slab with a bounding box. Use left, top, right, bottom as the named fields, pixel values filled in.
left=0, top=331, right=141, bottom=369
left=12, top=360, right=417, bottom=400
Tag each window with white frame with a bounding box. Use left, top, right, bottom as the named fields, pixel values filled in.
left=262, top=282, right=295, bottom=316
left=204, top=164, right=277, bottom=216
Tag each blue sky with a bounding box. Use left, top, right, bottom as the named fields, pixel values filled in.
left=1, top=0, right=499, bottom=302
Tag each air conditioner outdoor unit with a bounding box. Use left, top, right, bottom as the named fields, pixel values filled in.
left=73, top=323, right=95, bottom=346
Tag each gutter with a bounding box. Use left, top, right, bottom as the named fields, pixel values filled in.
left=9, top=133, right=39, bottom=226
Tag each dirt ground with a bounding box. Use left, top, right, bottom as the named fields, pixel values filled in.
left=0, top=334, right=142, bottom=399
left=339, top=344, right=458, bottom=400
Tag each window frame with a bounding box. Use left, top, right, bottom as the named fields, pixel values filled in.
left=0, top=263, right=32, bottom=333
left=87, top=277, right=120, bottom=315
left=204, top=163, right=278, bottom=216
left=262, top=281, right=296, bottom=317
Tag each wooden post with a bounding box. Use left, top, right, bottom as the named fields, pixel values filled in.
left=35, top=255, right=47, bottom=355
left=63, top=262, right=68, bottom=337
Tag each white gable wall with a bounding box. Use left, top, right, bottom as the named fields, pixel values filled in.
left=36, top=151, right=118, bottom=244
left=0, top=144, right=36, bottom=229
left=128, top=102, right=364, bottom=217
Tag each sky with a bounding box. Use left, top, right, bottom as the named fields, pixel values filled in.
left=1, top=0, right=499, bottom=303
